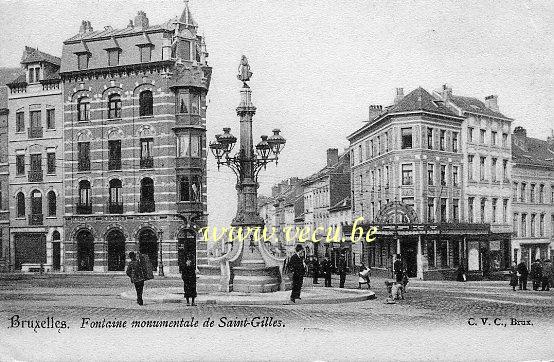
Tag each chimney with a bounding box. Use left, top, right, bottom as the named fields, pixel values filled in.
left=368, top=105, right=383, bottom=121
left=513, top=126, right=526, bottom=138
left=327, top=148, right=339, bottom=167
left=394, top=88, right=404, bottom=104
left=79, top=20, right=93, bottom=34
left=441, top=84, right=452, bottom=101
left=134, top=11, right=149, bottom=29
left=547, top=129, right=554, bottom=148
left=484, top=95, right=499, bottom=112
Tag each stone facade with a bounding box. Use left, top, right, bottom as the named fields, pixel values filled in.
left=6, top=48, right=64, bottom=272
left=511, top=127, right=554, bottom=266
left=0, top=88, right=8, bottom=271
left=60, top=6, right=211, bottom=274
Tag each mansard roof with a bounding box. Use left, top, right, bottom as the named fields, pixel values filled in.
left=389, top=87, right=458, bottom=117
left=512, top=134, right=554, bottom=169
left=64, top=20, right=175, bottom=43
left=450, top=95, right=509, bottom=119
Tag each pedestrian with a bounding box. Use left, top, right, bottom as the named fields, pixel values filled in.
left=393, top=254, right=404, bottom=284
left=322, top=256, right=332, bottom=287
left=338, top=252, right=349, bottom=288
left=540, top=259, right=551, bottom=291
left=312, top=257, right=320, bottom=285
left=126, top=252, right=146, bottom=306
left=530, top=259, right=543, bottom=291
left=509, top=262, right=518, bottom=291
left=457, top=262, right=467, bottom=282
left=180, top=253, right=197, bottom=306
left=358, top=263, right=371, bottom=289
left=517, top=260, right=528, bottom=290
left=289, top=244, right=306, bottom=303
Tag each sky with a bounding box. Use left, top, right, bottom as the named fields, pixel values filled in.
left=1, top=0, right=553, bottom=226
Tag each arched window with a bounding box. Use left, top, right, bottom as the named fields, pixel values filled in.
left=108, top=179, right=123, bottom=214
left=52, top=230, right=61, bottom=241
left=139, top=90, right=153, bottom=117
left=77, top=180, right=92, bottom=214
left=16, top=192, right=25, bottom=217
left=77, top=97, right=90, bottom=122
left=139, top=177, right=155, bottom=213
left=179, top=175, right=201, bottom=202
left=31, top=190, right=42, bottom=215
left=108, top=94, right=122, bottom=119
left=47, top=190, right=56, bottom=217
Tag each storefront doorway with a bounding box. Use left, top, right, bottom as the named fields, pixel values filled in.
left=76, top=230, right=94, bottom=271
left=106, top=229, right=126, bottom=271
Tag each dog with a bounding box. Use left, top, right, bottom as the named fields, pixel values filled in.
left=385, top=280, right=405, bottom=301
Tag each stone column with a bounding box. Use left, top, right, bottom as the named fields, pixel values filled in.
left=417, top=235, right=424, bottom=279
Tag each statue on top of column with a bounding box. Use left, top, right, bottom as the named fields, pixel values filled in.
left=237, top=55, right=253, bottom=86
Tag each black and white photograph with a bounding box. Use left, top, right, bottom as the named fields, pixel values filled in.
left=0, top=1, right=553, bottom=360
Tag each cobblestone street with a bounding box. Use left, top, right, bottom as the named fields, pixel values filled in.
left=0, top=273, right=552, bottom=360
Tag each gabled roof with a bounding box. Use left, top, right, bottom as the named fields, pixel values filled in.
left=21, top=46, right=61, bottom=66
left=450, top=95, right=508, bottom=119
left=388, top=87, right=457, bottom=117
left=302, top=152, right=350, bottom=186
left=177, top=2, right=198, bottom=27
left=512, top=135, right=554, bottom=169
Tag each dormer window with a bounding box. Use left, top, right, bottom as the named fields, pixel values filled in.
left=28, top=66, right=40, bottom=83
left=107, top=49, right=120, bottom=66
left=77, top=54, right=89, bottom=70
left=140, top=46, right=152, bottom=63
left=180, top=40, right=191, bottom=61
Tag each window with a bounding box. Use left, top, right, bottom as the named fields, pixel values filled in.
left=491, top=158, right=497, bottom=182
left=16, top=111, right=25, bottom=132
left=452, top=132, right=459, bottom=152
left=47, top=191, right=56, bottom=217
left=514, top=213, right=519, bottom=236
left=480, top=198, right=486, bottom=223
left=357, top=145, right=362, bottom=163
left=491, top=131, right=497, bottom=146
left=46, top=109, right=55, bottom=129
left=108, top=140, right=121, bottom=170
left=109, top=179, right=123, bottom=214
left=177, top=90, right=189, bottom=114
left=384, top=132, right=389, bottom=152
left=480, top=156, right=486, bottom=181
left=480, top=129, right=486, bottom=143
left=440, top=198, right=447, bottom=222
left=107, top=49, right=120, bottom=66
left=439, top=240, right=448, bottom=268
left=30, top=153, right=42, bottom=173
left=492, top=198, right=497, bottom=223
left=439, top=130, right=445, bottom=150
left=140, top=46, right=152, bottom=63
left=78, top=180, right=92, bottom=214
left=427, top=198, right=435, bottom=222
left=452, top=199, right=460, bottom=222
left=140, top=138, right=154, bottom=167
left=530, top=214, right=536, bottom=237
left=177, top=133, right=201, bottom=158
left=539, top=184, right=544, bottom=203
left=190, top=93, right=200, bottom=115
left=502, top=160, right=508, bottom=181
left=16, top=192, right=25, bottom=217
left=452, top=165, right=459, bottom=186
left=78, top=141, right=91, bottom=171
left=440, top=165, right=446, bottom=185
left=468, top=155, right=474, bottom=181
left=108, top=94, right=122, bottom=119
left=521, top=213, right=527, bottom=236
left=468, top=127, right=474, bottom=143
left=520, top=183, right=526, bottom=202
left=364, top=140, right=370, bottom=160
left=385, top=165, right=390, bottom=188
left=77, top=54, right=89, bottom=70
left=30, top=110, right=41, bottom=129
left=427, top=127, right=433, bottom=149
left=179, top=175, right=202, bottom=202
left=28, top=67, right=40, bottom=83
left=401, top=128, right=412, bottom=149
left=77, top=97, right=90, bottom=122
left=503, top=199, right=508, bottom=223
left=530, top=184, right=535, bottom=203
left=401, top=164, right=413, bottom=185
left=427, top=240, right=435, bottom=268
left=539, top=214, right=544, bottom=236
left=139, top=178, right=155, bottom=213
left=468, top=197, right=474, bottom=223
left=47, top=152, right=56, bottom=174
left=180, top=40, right=191, bottom=61
left=139, top=90, right=153, bottom=117
left=502, top=133, right=508, bottom=147
left=16, top=154, right=25, bottom=175
left=31, top=190, right=42, bottom=215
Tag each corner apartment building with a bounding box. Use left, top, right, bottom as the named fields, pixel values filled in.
left=60, top=5, right=211, bottom=273
left=0, top=86, right=9, bottom=271
left=511, top=127, right=554, bottom=265
left=6, top=47, right=64, bottom=272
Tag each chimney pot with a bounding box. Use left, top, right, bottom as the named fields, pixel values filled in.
left=134, top=11, right=149, bottom=29
left=368, top=104, right=383, bottom=121
left=394, top=88, right=404, bottom=104
left=484, top=95, right=499, bottom=112
left=441, top=84, right=452, bottom=101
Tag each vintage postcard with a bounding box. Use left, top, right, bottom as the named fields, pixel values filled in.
left=0, top=1, right=552, bottom=361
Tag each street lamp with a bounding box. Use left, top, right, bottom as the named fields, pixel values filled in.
left=158, top=229, right=164, bottom=277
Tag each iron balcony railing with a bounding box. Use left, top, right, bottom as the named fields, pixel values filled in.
left=108, top=203, right=123, bottom=214
left=76, top=203, right=92, bottom=215
left=139, top=200, right=155, bottom=213
left=140, top=157, right=154, bottom=169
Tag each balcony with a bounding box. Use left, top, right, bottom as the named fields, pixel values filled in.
left=177, top=201, right=204, bottom=214
left=108, top=159, right=121, bottom=171
left=140, top=157, right=154, bottom=169
left=28, top=127, right=43, bottom=139
left=108, top=203, right=123, bottom=214
left=28, top=170, right=43, bottom=182
left=78, top=160, right=91, bottom=172
left=28, top=213, right=43, bottom=226
left=76, top=203, right=92, bottom=215
left=139, top=200, right=155, bottom=213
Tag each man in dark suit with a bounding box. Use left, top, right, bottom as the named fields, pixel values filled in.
left=312, top=257, right=320, bottom=284
left=517, top=260, right=529, bottom=290
left=322, top=256, right=332, bottom=287
left=289, top=244, right=306, bottom=303
left=394, top=254, right=404, bottom=283
left=126, top=252, right=146, bottom=305
left=338, top=252, right=349, bottom=288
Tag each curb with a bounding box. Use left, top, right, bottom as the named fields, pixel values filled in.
left=120, top=289, right=376, bottom=305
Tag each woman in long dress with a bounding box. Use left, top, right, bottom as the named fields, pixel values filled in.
left=180, top=254, right=197, bottom=306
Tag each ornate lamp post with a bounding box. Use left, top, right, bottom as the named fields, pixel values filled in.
left=209, top=56, right=286, bottom=228
left=158, top=229, right=164, bottom=277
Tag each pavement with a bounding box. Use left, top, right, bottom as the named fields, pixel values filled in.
left=0, top=272, right=552, bottom=361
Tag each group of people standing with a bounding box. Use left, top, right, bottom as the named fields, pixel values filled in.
left=510, top=259, right=552, bottom=291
